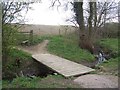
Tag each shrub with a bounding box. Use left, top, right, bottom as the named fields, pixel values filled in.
left=2, top=24, right=18, bottom=63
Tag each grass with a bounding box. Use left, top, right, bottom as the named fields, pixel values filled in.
left=3, top=46, right=81, bottom=88
left=97, top=38, right=118, bottom=53
left=2, top=48, right=34, bottom=79
left=3, top=75, right=80, bottom=88
left=3, top=33, right=119, bottom=88
left=17, top=33, right=119, bottom=73
left=97, top=57, right=119, bottom=76
left=7, top=48, right=33, bottom=70
left=96, top=38, right=119, bottom=76
left=3, top=76, right=42, bottom=88
left=47, top=36, right=118, bottom=76
left=47, top=35, right=95, bottom=63
left=0, top=80, right=1, bottom=90
left=9, top=48, right=32, bottom=60
left=17, top=33, right=95, bottom=63
left=31, top=35, right=51, bottom=45
left=17, top=33, right=51, bottom=45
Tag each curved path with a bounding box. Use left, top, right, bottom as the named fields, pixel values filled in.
left=18, top=40, right=49, bottom=54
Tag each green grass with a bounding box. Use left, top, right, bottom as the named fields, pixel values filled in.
left=31, top=35, right=51, bottom=45
left=3, top=33, right=119, bottom=88
left=96, top=38, right=119, bottom=75
left=2, top=76, right=42, bottom=88
left=9, top=48, right=32, bottom=60
left=6, top=48, right=33, bottom=71
left=2, top=75, right=80, bottom=88
left=97, top=57, right=119, bottom=76
left=47, top=35, right=95, bottom=63
left=3, top=48, right=34, bottom=79
left=17, top=33, right=51, bottom=45
left=3, top=46, right=81, bottom=88
left=100, top=57, right=118, bottom=70
left=97, top=38, right=118, bottom=53
left=47, top=36, right=118, bottom=75
left=18, top=33, right=95, bottom=63
left=0, top=80, right=1, bottom=90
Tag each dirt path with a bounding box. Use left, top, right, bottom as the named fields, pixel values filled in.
left=18, top=40, right=118, bottom=88
left=74, top=74, right=118, bottom=88
left=18, top=40, right=49, bottom=54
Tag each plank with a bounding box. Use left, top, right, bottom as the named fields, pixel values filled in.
left=32, top=54, right=95, bottom=77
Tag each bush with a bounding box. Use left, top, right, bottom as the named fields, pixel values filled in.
left=2, top=24, right=18, bottom=65
left=2, top=24, right=18, bottom=51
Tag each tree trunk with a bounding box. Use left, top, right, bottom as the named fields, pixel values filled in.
left=74, top=1, right=85, bottom=46
left=93, top=1, right=97, bottom=31
left=88, top=2, right=93, bottom=38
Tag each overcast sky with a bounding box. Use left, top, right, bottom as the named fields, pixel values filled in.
left=24, top=0, right=74, bottom=25
left=22, top=0, right=118, bottom=25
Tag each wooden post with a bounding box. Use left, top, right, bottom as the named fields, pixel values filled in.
left=29, top=30, right=33, bottom=45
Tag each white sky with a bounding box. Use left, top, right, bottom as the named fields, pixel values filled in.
left=24, top=0, right=74, bottom=25
left=22, top=0, right=118, bottom=25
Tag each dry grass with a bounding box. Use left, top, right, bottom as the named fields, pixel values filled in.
left=18, top=24, right=76, bottom=35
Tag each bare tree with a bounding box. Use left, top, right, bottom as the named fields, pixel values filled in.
left=2, top=1, right=30, bottom=24
left=97, top=1, right=117, bottom=28
left=84, top=1, right=117, bottom=28
left=88, top=2, right=94, bottom=37
left=2, top=1, right=31, bottom=64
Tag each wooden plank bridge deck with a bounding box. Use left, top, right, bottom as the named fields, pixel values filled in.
left=32, top=54, right=95, bottom=77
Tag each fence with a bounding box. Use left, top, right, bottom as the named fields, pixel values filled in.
left=19, top=30, right=33, bottom=45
